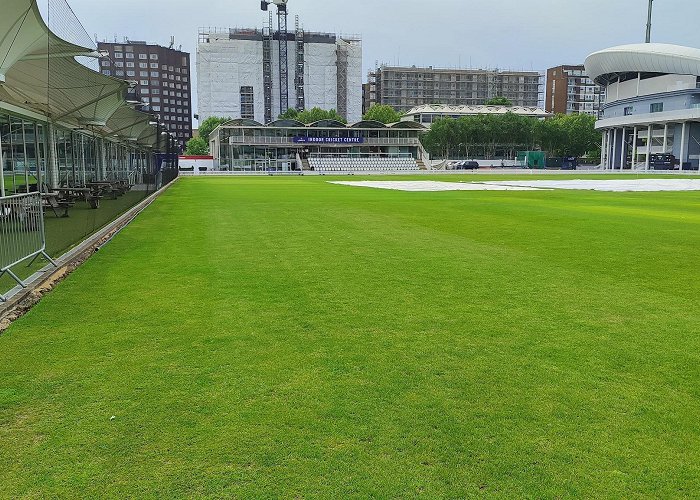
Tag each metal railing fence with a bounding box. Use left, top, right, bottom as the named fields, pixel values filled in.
left=0, top=192, right=57, bottom=301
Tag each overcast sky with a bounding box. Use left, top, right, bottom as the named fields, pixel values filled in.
left=66, top=0, right=700, bottom=124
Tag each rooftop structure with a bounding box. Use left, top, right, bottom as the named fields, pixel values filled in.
left=402, top=104, right=550, bottom=126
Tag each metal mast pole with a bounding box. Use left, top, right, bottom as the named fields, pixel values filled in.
left=278, top=7, right=289, bottom=115
left=646, top=0, right=654, bottom=43
left=263, top=11, right=273, bottom=124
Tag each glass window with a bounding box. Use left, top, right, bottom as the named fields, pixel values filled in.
left=151, top=71, right=159, bottom=78
left=150, top=63, right=158, bottom=69
left=115, top=70, right=124, bottom=76
left=102, top=70, right=111, bottom=76
left=150, top=54, right=158, bottom=60
left=126, top=71, right=135, bottom=77
left=114, top=52, right=123, bottom=58
left=139, top=53, right=147, bottom=60
left=115, top=61, right=124, bottom=67
left=650, top=102, right=664, bottom=113
left=139, top=62, right=148, bottom=68
left=126, top=62, right=134, bottom=68
left=126, top=53, right=134, bottom=59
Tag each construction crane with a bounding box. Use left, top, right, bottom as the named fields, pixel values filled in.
left=261, top=0, right=289, bottom=115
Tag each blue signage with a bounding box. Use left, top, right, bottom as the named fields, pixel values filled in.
left=293, top=136, right=364, bottom=144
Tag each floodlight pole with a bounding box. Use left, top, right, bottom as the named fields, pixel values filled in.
left=645, top=0, right=654, bottom=43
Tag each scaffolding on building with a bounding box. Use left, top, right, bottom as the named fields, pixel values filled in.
left=294, top=15, right=305, bottom=111
left=336, top=41, right=349, bottom=120
left=277, top=7, right=289, bottom=115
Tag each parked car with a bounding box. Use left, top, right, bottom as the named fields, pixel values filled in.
left=454, top=160, right=480, bottom=170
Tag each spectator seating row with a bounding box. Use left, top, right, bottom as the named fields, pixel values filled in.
left=309, top=157, right=419, bottom=172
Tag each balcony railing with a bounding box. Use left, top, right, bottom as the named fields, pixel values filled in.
left=227, top=136, right=420, bottom=146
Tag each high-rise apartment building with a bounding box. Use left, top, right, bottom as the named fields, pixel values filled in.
left=545, top=65, right=605, bottom=117
left=98, top=40, right=193, bottom=150
left=366, top=65, right=542, bottom=113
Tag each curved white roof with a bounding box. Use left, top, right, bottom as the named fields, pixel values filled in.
left=585, top=43, right=700, bottom=84
left=403, top=104, right=550, bottom=118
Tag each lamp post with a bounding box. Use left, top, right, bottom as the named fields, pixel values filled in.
left=646, top=0, right=654, bottom=43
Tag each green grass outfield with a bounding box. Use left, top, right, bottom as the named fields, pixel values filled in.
left=1, top=175, right=700, bottom=497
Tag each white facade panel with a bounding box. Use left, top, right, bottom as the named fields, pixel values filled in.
left=638, top=74, right=697, bottom=96
left=344, top=40, right=363, bottom=123
left=305, top=42, right=337, bottom=112
left=197, top=38, right=265, bottom=123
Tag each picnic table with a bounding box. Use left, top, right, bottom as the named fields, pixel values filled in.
left=55, top=187, right=101, bottom=209
left=42, top=192, right=74, bottom=218
left=86, top=181, right=119, bottom=200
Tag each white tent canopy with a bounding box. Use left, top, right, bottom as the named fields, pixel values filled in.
left=0, top=0, right=159, bottom=148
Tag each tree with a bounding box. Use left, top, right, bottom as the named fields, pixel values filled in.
left=535, top=113, right=599, bottom=157
left=184, top=136, right=208, bottom=156
left=292, top=107, right=347, bottom=124
left=278, top=108, right=299, bottom=120
left=198, top=116, right=231, bottom=143
left=485, top=96, right=513, bottom=106
left=362, top=104, right=402, bottom=124
left=560, top=113, right=599, bottom=157
left=419, top=111, right=599, bottom=161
